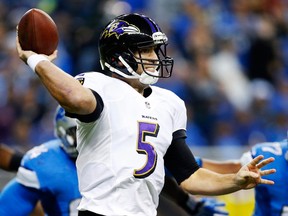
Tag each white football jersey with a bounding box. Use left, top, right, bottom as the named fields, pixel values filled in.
left=75, top=72, right=187, bottom=216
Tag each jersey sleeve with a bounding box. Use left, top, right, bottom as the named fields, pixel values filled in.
left=65, top=72, right=105, bottom=123
left=151, top=86, right=187, bottom=133
left=16, top=167, right=40, bottom=189
left=0, top=178, right=40, bottom=216
left=65, top=89, right=104, bottom=123
left=171, top=93, right=187, bottom=132
left=17, top=141, right=58, bottom=189
left=164, top=131, right=200, bottom=184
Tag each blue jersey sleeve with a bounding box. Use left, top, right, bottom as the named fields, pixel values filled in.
left=0, top=178, right=40, bottom=216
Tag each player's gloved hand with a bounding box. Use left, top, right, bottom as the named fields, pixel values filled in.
left=183, top=196, right=228, bottom=216
left=195, top=197, right=228, bottom=216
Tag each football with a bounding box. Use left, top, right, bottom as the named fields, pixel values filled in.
left=18, top=8, right=59, bottom=55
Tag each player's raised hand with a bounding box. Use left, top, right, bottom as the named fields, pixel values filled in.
left=16, top=31, right=58, bottom=64
left=235, top=155, right=276, bottom=189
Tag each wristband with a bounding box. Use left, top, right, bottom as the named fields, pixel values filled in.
left=9, top=152, right=24, bottom=171
left=27, top=54, right=49, bottom=72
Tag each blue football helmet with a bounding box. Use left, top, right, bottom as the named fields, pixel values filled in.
left=54, top=106, right=78, bottom=158
left=98, top=13, right=174, bottom=85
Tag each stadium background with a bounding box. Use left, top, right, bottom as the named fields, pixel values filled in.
left=1, top=0, right=288, bottom=215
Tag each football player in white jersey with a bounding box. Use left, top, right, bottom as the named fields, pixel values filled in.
left=16, top=13, right=276, bottom=216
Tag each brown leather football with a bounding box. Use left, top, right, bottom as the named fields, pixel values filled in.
left=18, top=8, right=59, bottom=55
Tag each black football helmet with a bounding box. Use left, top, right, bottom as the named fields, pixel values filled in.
left=54, top=106, right=78, bottom=158
left=98, top=13, right=174, bottom=84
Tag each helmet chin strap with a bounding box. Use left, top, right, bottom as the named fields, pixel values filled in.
left=104, top=56, right=159, bottom=85
left=139, top=72, right=159, bottom=85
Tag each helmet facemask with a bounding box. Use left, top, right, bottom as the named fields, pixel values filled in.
left=57, top=126, right=78, bottom=158
left=54, top=106, right=78, bottom=158
left=132, top=40, right=174, bottom=79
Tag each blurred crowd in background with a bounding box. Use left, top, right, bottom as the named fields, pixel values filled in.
left=1, top=0, right=288, bottom=156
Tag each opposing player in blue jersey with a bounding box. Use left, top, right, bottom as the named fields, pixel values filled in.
left=196, top=140, right=288, bottom=216
left=0, top=106, right=81, bottom=216
left=243, top=141, right=288, bottom=216
left=16, top=13, right=276, bottom=216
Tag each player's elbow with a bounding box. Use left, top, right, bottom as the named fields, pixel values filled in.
left=60, top=89, right=96, bottom=115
